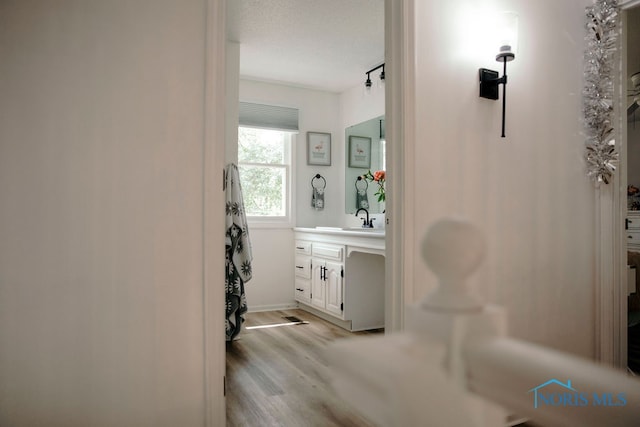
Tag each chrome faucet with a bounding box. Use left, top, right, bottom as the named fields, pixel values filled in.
left=355, top=208, right=374, bottom=228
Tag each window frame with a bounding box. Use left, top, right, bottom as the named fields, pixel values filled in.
left=237, top=126, right=295, bottom=228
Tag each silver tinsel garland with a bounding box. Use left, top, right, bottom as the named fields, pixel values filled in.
left=584, top=0, right=619, bottom=184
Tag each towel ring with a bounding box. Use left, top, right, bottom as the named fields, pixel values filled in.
left=311, top=174, right=326, bottom=190
left=355, top=175, right=368, bottom=192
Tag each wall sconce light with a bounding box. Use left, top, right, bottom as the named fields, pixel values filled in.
left=478, top=12, right=518, bottom=138
left=365, top=63, right=385, bottom=92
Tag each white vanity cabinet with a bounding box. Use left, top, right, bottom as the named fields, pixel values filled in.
left=294, top=228, right=385, bottom=331
left=295, top=240, right=345, bottom=317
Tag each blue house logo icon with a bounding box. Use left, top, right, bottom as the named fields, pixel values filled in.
left=528, top=379, right=577, bottom=409
left=528, top=379, right=627, bottom=408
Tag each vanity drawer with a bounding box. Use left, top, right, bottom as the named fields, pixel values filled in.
left=295, top=240, right=312, bottom=255
left=295, top=278, right=311, bottom=304
left=312, top=244, right=343, bottom=261
left=628, top=231, right=640, bottom=246
left=295, top=257, right=311, bottom=279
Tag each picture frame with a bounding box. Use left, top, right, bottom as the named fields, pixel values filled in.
left=307, top=132, right=332, bottom=166
left=348, top=135, right=371, bottom=168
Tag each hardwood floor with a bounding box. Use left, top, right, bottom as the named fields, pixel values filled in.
left=226, top=309, right=382, bottom=427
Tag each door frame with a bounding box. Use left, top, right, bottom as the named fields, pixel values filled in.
left=384, top=0, right=414, bottom=332
left=214, top=0, right=413, bottom=423
left=204, top=0, right=227, bottom=425
left=596, top=0, right=639, bottom=369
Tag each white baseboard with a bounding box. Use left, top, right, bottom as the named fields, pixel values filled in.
left=247, top=302, right=298, bottom=313
left=296, top=303, right=353, bottom=331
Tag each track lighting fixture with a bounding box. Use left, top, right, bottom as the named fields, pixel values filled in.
left=364, top=63, right=385, bottom=90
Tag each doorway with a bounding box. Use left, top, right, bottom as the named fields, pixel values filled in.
left=222, top=0, right=407, bottom=424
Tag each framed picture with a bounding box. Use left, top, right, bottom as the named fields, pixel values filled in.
left=348, top=135, right=371, bottom=168
left=307, top=132, right=332, bottom=166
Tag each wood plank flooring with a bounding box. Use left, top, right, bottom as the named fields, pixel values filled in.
left=226, top=309, right=382, bottom=427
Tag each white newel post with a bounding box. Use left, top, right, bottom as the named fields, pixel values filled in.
left=327, top=217, right=640, bottom=427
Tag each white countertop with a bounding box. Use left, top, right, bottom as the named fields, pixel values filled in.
left=294, top=226, right=385, bottom=238
left=294, top=227, right=385, bottom=256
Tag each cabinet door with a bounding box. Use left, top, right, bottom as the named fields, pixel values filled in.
left=325, top=261, right=343, bottom=316
left=311, top=261, right=325, bottom=309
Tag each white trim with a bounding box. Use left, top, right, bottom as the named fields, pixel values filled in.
left=297, top=304, right=355, bottom=330
left=203, top=0, right=226, bottom=425
left=248, top=303, right=299, bottom=313
left=385, top=0, right=415, bottom=332
left=618, top=8, right=630, bottom=370
left=595, top=183, right=617, bottom=364
left=595, top=0, right=632, bottom=369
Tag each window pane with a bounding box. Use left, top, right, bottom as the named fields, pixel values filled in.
left=238, top=127, right=285, bottom=164
left=239, top=165, right=286, bottom=216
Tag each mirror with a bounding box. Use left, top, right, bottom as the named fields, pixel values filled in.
left=345, top=115, right=385, bottom=214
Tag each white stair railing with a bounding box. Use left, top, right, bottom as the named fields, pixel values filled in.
left=327, top=217, right=640, bottom=427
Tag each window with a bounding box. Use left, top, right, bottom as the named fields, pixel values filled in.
left=238, top=126, right=294, bottom=224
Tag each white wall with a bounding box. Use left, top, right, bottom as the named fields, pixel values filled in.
left=406, top=0, right=595, bottom=357
left=243, top=229, right=298, bottom=311
left=341, top=80, right=386, bottom=132
left=0, top=1, right=225, bottom=425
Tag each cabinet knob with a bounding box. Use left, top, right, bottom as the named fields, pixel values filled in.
left=295, top=266, right=304, bottom=269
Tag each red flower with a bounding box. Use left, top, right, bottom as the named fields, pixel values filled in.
left=362, top=170, right=386, bottom=203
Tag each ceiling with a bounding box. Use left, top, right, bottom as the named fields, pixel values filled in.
left=226, top=0, right=385, bottom=93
